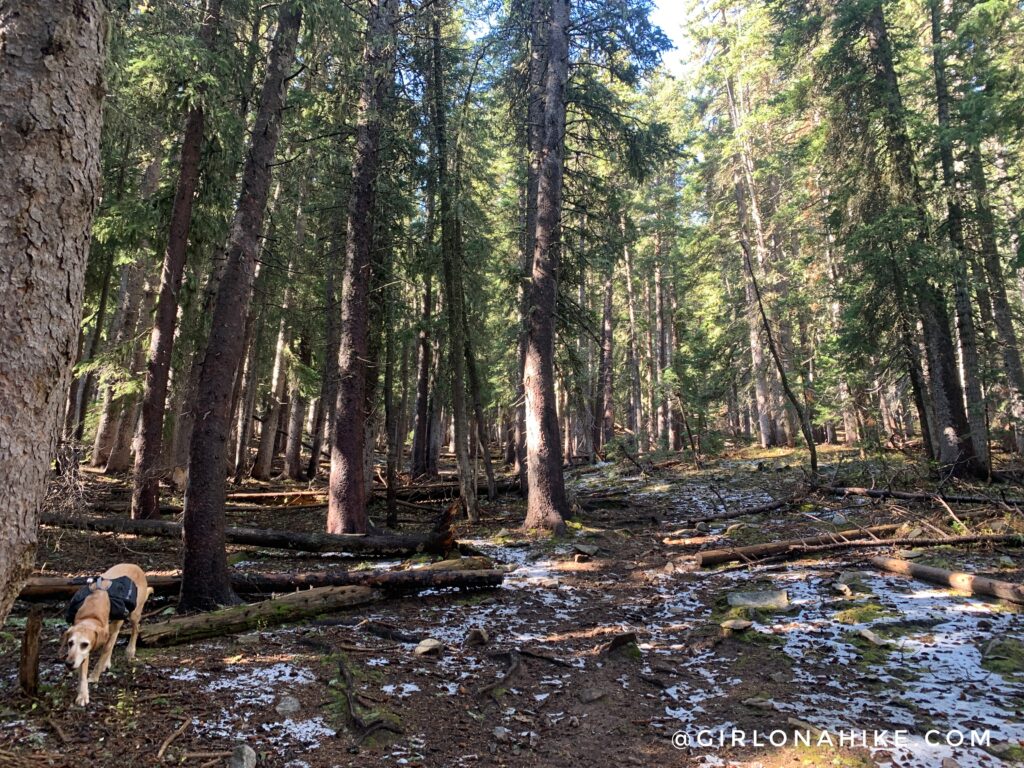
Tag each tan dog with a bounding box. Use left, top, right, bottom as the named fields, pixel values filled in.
left=62, top=563, right=151, bottom=706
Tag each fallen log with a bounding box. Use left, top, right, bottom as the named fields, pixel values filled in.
left=39, top=512, right=454, bottom=557
left=222, top=478, right=520, bottom=506
left=688, top=495, right=799, bottom=524
left=694, top=524, right=900, bottom=567
left=871, top=556, right=1024, bottom=604
left=138, top=585, right=379, bottom=647
left=823, top=485, right=1024, bottom=508
left=20, top=567, right=504, bottom=601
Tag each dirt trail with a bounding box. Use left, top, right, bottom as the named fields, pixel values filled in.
left=1, top=457, right=1022, bottom=767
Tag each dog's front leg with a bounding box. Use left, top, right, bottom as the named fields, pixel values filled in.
left=91, top=620, right=122, bottom=681
left=76, top=657, right=90, bottom=707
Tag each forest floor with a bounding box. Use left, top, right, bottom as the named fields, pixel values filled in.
left=1, top=445, right=1023, bottom=767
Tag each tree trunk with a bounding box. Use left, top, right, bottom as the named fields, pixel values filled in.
left=180, top=2, right=301, bottom=612
left=411, top=276, right=434, bottom=478
left=968, top=143, right=1024, bottom=453
left=431, top=9, right=478, bottom=522
left=0, top=0, right=106, bottom=625
left=328, top=0, right=396, bottom=534
left=105, top=282, right=157, bottom=473
left=252, top=258, right=295, bottom=480
left=593, top=265, right=615, bottom=452
left=285, top=336, right=309, bottom=481
left=308, top=237, right=341, bottom=479
left=523, top=0, right=570, bottom=534
left=864, top=1, right=980, bottom=477
left=131, top=0, right=223, bottom=520
left=929, top=0, right=988, bottom=472
left=92, top=260, right=144, bottom=467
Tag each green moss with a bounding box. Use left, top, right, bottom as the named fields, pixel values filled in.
left=833, top=602, right=896, bottom=625
left=982, top=638, right=1024, bottom=677
left=991, top=744, right=1024, bottom=763
left=844, top=631, right=896, bottom=666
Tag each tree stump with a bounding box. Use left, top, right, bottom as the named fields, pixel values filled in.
left=18, top=607, right=43, bottom=697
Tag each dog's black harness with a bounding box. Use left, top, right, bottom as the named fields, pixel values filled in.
left=64, top=576, right=139, bottom=624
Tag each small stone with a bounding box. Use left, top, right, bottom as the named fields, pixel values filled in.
left=235, top=633, right=260, bottom=646
left=829, top=512, right=848, bottom=526
left=896, top=549, right=923, bottom=559
left=414, top=638, right=445, bottom=657
left=940, top=759, right=960, bottom=768
left=568, top=715, right=580, bottom=728
left=742, top=696, right=776, bottom=710
left=695, top=522, right=711, bottom=533
left=574, top=553, right=592, bottom=563
left=724, top=523, right=746, bottom=535
left=720, top=619, right=753, bottom=631
left=727, top=590, right=789, bottom=610
left=274, top=695, right=301, bottom=716
left=493, top=726, right=511, bottom=743
left=988, top=520, right=1012, bottom=534
left=465, top=628, right=490, bottom=647
left=769, top=671, right=788, bottom=683
left=858, top=629, right=892, bottom=647
left=579, top=688, right=606, bottom=704
left=997, top=555, right=1016, bottom=568
left=832, top=583, right=854, bottom=597
left=227, top=744, right=257, bottom=768
left=573, top=543, right=599, bottom=556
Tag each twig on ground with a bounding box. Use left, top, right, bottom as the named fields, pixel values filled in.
left=476, top=651, right=520, bottom=698
left=157, top=718, right=190, bottom=760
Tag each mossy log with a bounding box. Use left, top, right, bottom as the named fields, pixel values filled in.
left=694, top=524, right=901, bottom=567
left=38, top=512, right=454, bottom=556
left=137, top=585, right=379, bottom=646
left=870, top=556, right=1024, bottom=604
left=20, top=567, right=504, bottom=601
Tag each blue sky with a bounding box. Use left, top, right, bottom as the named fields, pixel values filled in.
left=651, top=0, right=690, bottom=76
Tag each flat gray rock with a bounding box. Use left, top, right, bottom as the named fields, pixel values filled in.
left=727, top=590, right=789, bottom=610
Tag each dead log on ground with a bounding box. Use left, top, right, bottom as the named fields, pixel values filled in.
left=688, top=495, right=800, bottom=524
left=138, top=585, right=378, bottom=646
left=694, top=524, right=900, bottom=567
left=20, top=567, right=504, bottom=601
left=823, top=485, right=1024, bottom=508
left=871, top=556, right=1024, bottom=604
left=39, top=512, right=454, bottom=557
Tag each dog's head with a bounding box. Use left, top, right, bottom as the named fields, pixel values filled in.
left=61, top=623, right=107, bottom=670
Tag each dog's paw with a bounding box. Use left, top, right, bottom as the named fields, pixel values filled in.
left=75, top=692, right=89, bottom=707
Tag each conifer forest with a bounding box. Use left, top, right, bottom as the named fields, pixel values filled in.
left=3, top=0, right=1024, bottom=765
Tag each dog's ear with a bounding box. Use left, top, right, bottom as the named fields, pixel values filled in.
left=60, top=628, right=70, bottom=647
left=91, top=625, right=108, bottom=650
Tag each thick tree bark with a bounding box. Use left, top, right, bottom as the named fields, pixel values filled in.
left=131, top=0, right=223, bottom=520
left=180, top=2, right=302, bottom=612
left=0, top=0, right=106, bottom=625
left=523, top=0, right=570, bottom=533
left=328, top=0, right=397, bottom=534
